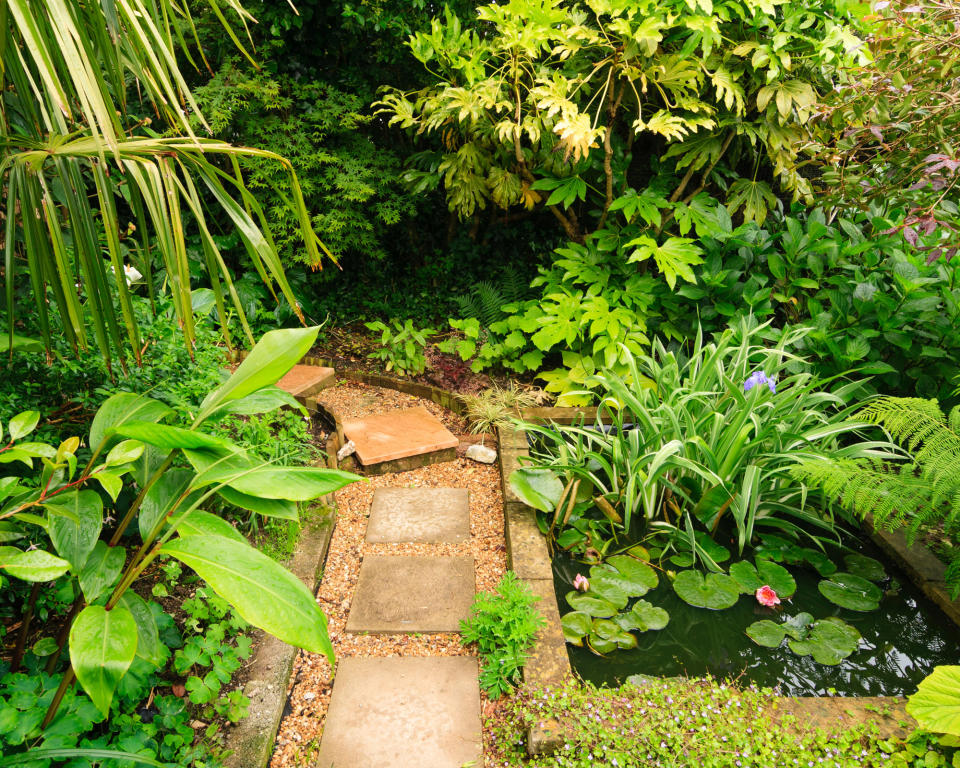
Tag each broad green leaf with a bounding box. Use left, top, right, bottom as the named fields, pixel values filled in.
left=746, top=620, right=785, bottom=648
left=78, top=541, right=126, bottom=603
left=159, top=535, right=335, bottom=661
left=508, top=467, right=564, bottom=513
left=172, top=509, right=246, bottom=544
left=206, top=386, right=306, bottom=420
left=197, top=326, right=320, bottom=422
left=112, top=422, right=233, bottom=452
left=105, top=439, right=145, bottom=467
left=788, top=617, right=861, bottom=665
left=907, top=666, right=960, bottom=737
left=672, top=570, right=739, bottom=610
left=818, top=572, right=882, bottom=611
left=139, top=469, right=198, bottom=541
left=90, top=394, right=173, bottom=452
left=216, top=486, right=298, bottom=521
left=583, top=574, right=629, bottom=610
left=591, top=618, right=637, bottom=649
left=184, top=449, right=360, bottom=501
left=69, top=604, right=138, bottom=716
left=118, top=591, right=164, bottom=667
left=0, top=749, right=165, bottom=767
left=606, top=555, right=659, bottom=595
left=47, top=490, right=102, bottom=571
left=0, top=547, right=70, bottom=581
left=94, top=470, right=124, bottom=502
left=8, top=411, right=39, bottom=441
left=783, top=612, right=815, bottom=640
left=729, top=559, right=796, bottom=598
left=726, top=179, right=778, bottom=224
left=561, top=611, right=593, bottom=644
left=629, top=600, right=669, bottom=631
left=843, top=554, right=886, bottom=582
left=564, top=591, right=618, bottom=618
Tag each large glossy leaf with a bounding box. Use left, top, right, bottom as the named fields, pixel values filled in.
left=907, top=666, right=960, bottom=737
left=184, top=449, right=359, bottom=501
left=159, top=535, right=334, bottom=661
left=112, top=422, right=234, bottom=452
left=138, top=470, right=199, bottom=541
left=70, top=604, right=138, bottom=716
left=47, top=490, right=102, bottom=571
left=197, top=327, right=320, bottom=422
left=216, top=486, right=298, bottom=521
left=591, top=618, right=637, bottom=650
left=78, top=542, right=126, bottom=604
left=818, top=572, right=882, bottom=611
left=171, top=509, right=246, bottom=544
left=119, top=591, right=164, bottom=667
left=582, top=574, right=629, bottom=610
left=564, top=591, right=618, bottom=618
left=627, top=600, right=669, bottom=631
left=729, top=559, right=796, bottom=598
left=672, top=570, right=739, bottom=610
left=206, top=386, right=305, bottom=421
left=0, top=546, right=71, bottom=581
left=89, top=394, right=173, bottom=452
left=508, top=467, right=564, bottom=513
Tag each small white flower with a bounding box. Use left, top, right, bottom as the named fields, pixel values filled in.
left=123, top=264, right=142, bottom=283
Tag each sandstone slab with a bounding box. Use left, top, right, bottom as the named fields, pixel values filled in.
left=276, top=365, right=335, bottom=400
left=346, top=555, right=474, bottom=633
left=341, top=406, right=458, bottom=466
left=313, top=656, right=481, bottom=768
left=366, top=487, right=470, bottom=544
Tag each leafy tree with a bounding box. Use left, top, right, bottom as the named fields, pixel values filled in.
left=0, top=0, right=330, bottom=366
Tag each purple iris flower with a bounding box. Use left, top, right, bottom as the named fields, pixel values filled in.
left=743, top=370, right=776, bottom=394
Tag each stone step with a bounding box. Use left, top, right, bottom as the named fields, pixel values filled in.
left=341, top=406, right=458, bottom=473
left=366, top=487, right=470, bottom=544
left=313, top=656, right=481, bottom=768
left=276, top=364, right=335, bottom=402
left=346, top=555, right=474, bottom=634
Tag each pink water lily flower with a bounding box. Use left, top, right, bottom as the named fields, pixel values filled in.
left=755, top=585, right=780, bottom=607
left=573, top=573, right=589, bottom=592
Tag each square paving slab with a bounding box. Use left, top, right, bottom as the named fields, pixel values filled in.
left=366, top=487, right=470, bottom=544
left=314, top=656, right=481, bottom=768
left=276, top=364, right=335, bottom=399
left=341, top=406, right=458, bottom=466
left=346, top=555, right=474, bottom=633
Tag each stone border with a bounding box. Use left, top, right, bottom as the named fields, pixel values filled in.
left=223, top=498, right=336, bottom=768
left=497, top=408, right=948, bottom=755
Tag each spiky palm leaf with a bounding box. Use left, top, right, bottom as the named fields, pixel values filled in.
left=1, top=0, right=331, bottom=369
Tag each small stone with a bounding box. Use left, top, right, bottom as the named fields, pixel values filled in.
left=466, top=443, right=497, bottom=464
left=303, top=692, right=317, bottom=701
left=337, top=439, right=357, bottom=461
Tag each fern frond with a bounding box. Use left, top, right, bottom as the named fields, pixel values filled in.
left=945, top=554, right=960, bottom=599
left=453, top=291, right=484, bottom=320
left=475, top=281, right=507, bottom=327
left=791, top=457, right=930, bottom=530
left=950, top=404, right=960, bottom=435
left=500, top=264, right=530, bottom=304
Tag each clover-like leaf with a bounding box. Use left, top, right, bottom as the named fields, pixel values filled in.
left=672, top=570, right=739, bottom=610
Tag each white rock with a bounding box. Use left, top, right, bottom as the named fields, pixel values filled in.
left=337, top=439, right=356, bottom=461
left=303, top=692, right=316, bottom=701
left=466, top=443, right=497, bottom=464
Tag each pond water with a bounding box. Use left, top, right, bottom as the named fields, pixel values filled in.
left=553, top=538, right=960, bottom=696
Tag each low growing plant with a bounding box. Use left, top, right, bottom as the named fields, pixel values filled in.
left=460, top=571, right=544, bottom=698
left=364, top=319, right=436, bottom=376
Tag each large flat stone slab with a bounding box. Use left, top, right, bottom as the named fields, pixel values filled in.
left=366, top=487, right=470, bottom=544
left=346, top=555, right=474, bottom=633
left=276, top=365, right=335, bottom=400
left=341, top=406, right=458, bottom=466
left=314, top=656, right=481, bottom=768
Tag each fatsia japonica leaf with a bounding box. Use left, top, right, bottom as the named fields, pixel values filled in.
left=625, top=236, right=704, bottom=289
left=69, top=604, right=138, bottom=716
left=159, top=535, right=335, bottom=661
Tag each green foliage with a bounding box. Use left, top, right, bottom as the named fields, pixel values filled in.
left=0, top=326, right=360, bottom=749
left=792, top=395, right=960, bottom=596
left=459, top=571, right=545, bottom=698
left=461, top=385, right=540, bottom=438
left=488, top=677, right=926, bottom=768
left=364, top=319, right=436, bottom=376
left=907, top=666, right=960, bottom=738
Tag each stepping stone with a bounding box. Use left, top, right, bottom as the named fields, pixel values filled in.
left=366, top=487, right=470, bottom=544
left=276, top=364, right=335, bottom=401
left=346, top=555, right=474, bottom=633
left=314, top=656, right=481, bottom=768
left=341, top=406, right=458, bottom=471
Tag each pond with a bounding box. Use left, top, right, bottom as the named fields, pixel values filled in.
left=552, top=538, right=960, bottom=697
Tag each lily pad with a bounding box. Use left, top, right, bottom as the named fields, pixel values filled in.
left=795, top=547, right=837, bottom=576
left=669, top=554, right=694, bottom=567
left=565, top=591, right=618, bottom=618
left=587, top=619, right=637, bottom=654
left=626, top=545, right=650, bottom=561
left=672, top=570, right=739, bottom=610
left=818, top=572, right=882, bottom=611
left=746, top=620, right=786, bottom=648
left=630, top=600, right=669, bottom=631
left=606, top=555, right=659, bottom=595
left=728, top=559, right=797, bottom=598
left=843, top=554, right=886, bottom=582
left=788, top=617, right=861, bottom=665
left=560, top=611, right=593, bottom=645
left=587, top=635, right=618, bottom=654
left=585, top=574, right=629, bottom=609
left=782, top=612, right=815, bottom=640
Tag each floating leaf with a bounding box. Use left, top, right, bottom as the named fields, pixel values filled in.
left=818, top=572, right=882, bottom=611
left=565, top=591, right=618, bottom=618
left=795, top=547, right=837, bottom=576
left=729, top=559, right=796, bottom=598
left=587, top=634, right=617, bottom=655
left=746, top=620, right=785, bottom=648
left=782, top=612, right=815, bottom=640
left=788, top=617, right=861, bottom=665
left=561, top=611, right=593, bottom=645
left=584, top=573, right=629, bottom=610
left=843, top=554, right=886, bottom=582
left=597, top=555, right=659, bottom=596
left=906, top=666, right=960, bottom=737
left=629, top=600, right=669, bottom=631
left=672, top=570, right=739, bottom=610
left=591, top=618, right=637, bottom=650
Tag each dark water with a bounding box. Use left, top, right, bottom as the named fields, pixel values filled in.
left=553, top=536, right=960, bottom=696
